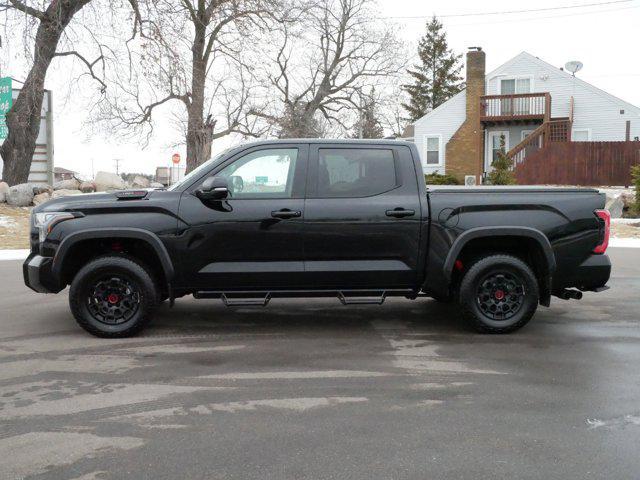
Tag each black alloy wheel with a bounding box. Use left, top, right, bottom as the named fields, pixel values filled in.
left=87, top=275, right=141, bottom=325
left=70, top=255, right=158, bottom=337
left=459, top=254, right=539, bottom=333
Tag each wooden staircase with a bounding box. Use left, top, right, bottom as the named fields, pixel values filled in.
left=507, top=118, right=572, bottom=165
left=507, top=97, right=574, bottom=165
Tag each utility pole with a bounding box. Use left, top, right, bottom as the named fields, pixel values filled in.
left=113, top=158, right=122, bottom=175
left=358, top=89, right=364, bottom=139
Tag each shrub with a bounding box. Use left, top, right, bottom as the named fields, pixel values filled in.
left=425, top=172, right=460, bottom=185
left=632, top=164, right=640, bottom=215
left=486, top=134, right=517, bottom=185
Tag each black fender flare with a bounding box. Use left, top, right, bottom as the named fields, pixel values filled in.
left=442, top=226, right=556, bottom=281
left=52, top=228, right=175, bottom=286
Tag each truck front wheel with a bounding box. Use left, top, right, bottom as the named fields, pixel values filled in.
left=459, top=254, right=539, bottom=333
left=69, top=255, right=158, bottom=338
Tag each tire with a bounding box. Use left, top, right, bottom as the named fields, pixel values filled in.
left=459, top=254, right=539, bottom=334
left=69, top=255, right=158, bottom=338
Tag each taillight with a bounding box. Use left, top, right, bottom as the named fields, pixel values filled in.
left=593, top=209, right=610, bottom=254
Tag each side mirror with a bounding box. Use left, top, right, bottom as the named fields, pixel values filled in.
left=196, top=176, right=229, bottom=200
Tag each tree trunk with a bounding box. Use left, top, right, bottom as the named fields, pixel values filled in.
left=185, top=109, right=213, bottom=174
left=0, top=1, right=89, bottom=186
left=185, top=16, right=213, bottom=174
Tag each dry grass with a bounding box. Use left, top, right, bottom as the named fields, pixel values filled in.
left=0, top=204, right=32, bottom=249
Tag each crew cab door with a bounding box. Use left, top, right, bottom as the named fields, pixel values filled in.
left=177, top=144, right=308, bottom=290
left=303, top=144, right=421, bottom=288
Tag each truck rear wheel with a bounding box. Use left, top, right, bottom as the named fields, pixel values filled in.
left=69, top=255, right=158, bottom=337
left=459, top=254, right=539, bottom=333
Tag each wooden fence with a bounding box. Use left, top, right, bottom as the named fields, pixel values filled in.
left=515, top=141, right=640, bottom=186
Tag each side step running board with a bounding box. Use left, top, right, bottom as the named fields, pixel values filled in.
left=193, top=289, right=416, bottom=307
left=338, top=291, right=387, bottom=305
left=220, top=293, right=271, bottom=307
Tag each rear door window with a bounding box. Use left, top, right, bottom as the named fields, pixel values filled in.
left=316, top=148, right=397, bottom=198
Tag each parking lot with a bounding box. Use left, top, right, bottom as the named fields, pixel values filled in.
left=1, top=247, right=640, bottom=479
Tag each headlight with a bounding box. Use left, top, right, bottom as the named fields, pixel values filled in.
left=33, top=212, right=75, bottom=243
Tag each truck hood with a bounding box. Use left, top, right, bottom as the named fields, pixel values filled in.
left=33, top=190, right=165, bottom=214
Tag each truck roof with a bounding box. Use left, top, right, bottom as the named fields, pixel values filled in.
left=234, top=138, right=415, bottom=148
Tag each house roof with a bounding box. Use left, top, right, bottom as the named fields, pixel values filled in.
left=414, top=90, right=465, bottom=126
left=487, top=51, right=640, bottom=114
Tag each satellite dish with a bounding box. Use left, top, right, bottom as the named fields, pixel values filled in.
left=565, top=61, right=583, bottom=76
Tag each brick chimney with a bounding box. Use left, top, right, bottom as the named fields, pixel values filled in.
left=446, top=47, right=486, bottom=182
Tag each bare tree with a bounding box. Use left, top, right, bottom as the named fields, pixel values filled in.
left=95, top=0, right=281, bottom=173
left=254, top=0, right=403, bottom=138
left=0, top=0, right=141, bottom=185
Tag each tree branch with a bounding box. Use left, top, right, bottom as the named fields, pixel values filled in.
left=54, top=50, right=108, bottom=93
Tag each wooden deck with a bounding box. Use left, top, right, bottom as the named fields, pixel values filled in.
left=480, top=93, right=550, bottom=124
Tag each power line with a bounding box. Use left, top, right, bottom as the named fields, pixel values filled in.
left=443, top=4, right=638, bottom=27
left=385, top=0, right=634, bottom=19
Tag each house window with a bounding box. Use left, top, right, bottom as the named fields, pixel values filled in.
left=500, top=77, right=532, bottom=94
left=521, top=130, right=534, bottom=141
left=424, top=135, right=441, bottom=165
left=572, top=129, right=591, bottom=141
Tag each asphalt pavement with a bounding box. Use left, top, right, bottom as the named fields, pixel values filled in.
left=1, top=248, right=640, bottom=480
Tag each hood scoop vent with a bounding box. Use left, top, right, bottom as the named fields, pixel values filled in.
left=114, top=190, right=149, bottom=200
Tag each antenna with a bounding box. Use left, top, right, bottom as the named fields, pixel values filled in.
left=564, top=61, right=583, bottom=77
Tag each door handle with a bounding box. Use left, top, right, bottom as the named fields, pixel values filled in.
left=386, top=208, right=415, bottom=218
left=271, top=209, right=302, bottom=219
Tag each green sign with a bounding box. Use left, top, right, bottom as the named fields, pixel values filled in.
left=255, top=176, right=268, bottom=185
left=0, top=77, right=12, bottom=140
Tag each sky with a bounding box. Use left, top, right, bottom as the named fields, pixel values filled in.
left=2, top=0, right=640, bottom=179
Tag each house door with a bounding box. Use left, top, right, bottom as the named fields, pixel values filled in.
left=486, top=131, right=509, bottom=172
left=500, top=78, right=532, bottom=115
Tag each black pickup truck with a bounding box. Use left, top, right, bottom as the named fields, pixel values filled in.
left=24, top=140, right=611, bottom=337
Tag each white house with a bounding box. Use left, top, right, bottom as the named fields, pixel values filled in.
left=412, top=49, right=640, bottom=181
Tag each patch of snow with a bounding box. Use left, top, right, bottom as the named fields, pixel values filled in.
left=0, top=215, right=17, bottom=228
left=611, top=218, right=640, bottom=225
left=0, top=249, right=30, bottom=261
left=610, top=238, right=640, bottom=249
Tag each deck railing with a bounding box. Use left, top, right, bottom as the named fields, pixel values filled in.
left=507, top=118, right=572, bottom=164
left=481, top=93, right=551, bottom=122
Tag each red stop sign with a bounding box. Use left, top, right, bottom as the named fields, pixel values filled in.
left=171, top=153, right=181, bottom=165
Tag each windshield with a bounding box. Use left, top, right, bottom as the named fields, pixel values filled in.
left=167, top=148, right=233, bottom=191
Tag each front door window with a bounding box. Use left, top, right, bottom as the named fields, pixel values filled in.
left=217, top=148, right=298, bottom=198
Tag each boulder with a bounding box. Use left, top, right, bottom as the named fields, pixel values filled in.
left=150, top=182, right=165, bottom=189
left=6, top=183, right=37, bottom=207
left=0, top=181, right=9, bottom=203
left=94, top=171, right=126, bottom=192
left=33, top=185, right=53, bottom=195
left=51, top=189, right=83, bottom=199
left=621, top=191, right=636, bottom=210
left=53, top=178, right=80, bottom=191
left=79, top=181, right=96, bottom=193
left=605, top=193, right=625, bottom=218
left=33, top=192, right=51, bottom=206
left=131, top=176, right=150, bottom=188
